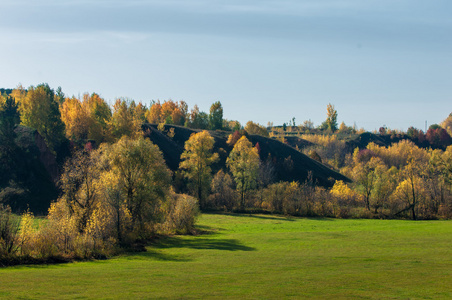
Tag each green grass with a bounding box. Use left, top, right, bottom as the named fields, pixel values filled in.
left=1, top=213, right=452, bottom=299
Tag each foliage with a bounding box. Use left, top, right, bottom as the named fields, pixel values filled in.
left=209, top=101, right=223, bottom=130
left=0, top=95, right=20, bottom=147
left=226, top=136, right=260, bottom=209
left=60, top=93, right=112, bottom=145
left=321, top=103, right=338, bottom=132
left=301, top=134, right=347, bottom=168
left=146, top=100, right=187, bottom=126
left=109, top=99, right=142, bottom=140
left=0, top=205, right=19, bottom=258
left=426, top=127, right=451, bottom=149
left=59, top=149, right=102, bottom=232
left=16, top=84, right=66, bottom=153
left=244, top=121, right=269, bottom=137
left=261, top=181, right=301, bottom=214
left=187, top=105, right=209, bottom=129
left=441, top=113, right=452, bottom=136
left=226, top=130, right=248, bottom=147
left=164, top=193, right=199, bottom=234
left=18, top=209, right=35, bottom=256
left=179, top=131, right=219, bottom=209
left=102, top=136, right=172, bottom=236
left=209, top=170, right=236, bottom=211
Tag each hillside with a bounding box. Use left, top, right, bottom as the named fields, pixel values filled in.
left=143, top=124, right=350, bottom=187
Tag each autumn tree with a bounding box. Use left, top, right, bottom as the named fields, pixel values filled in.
left=226, top=130, right=248, bottom=147
left=352, top=150, right=378, bottom=211
left=109, top=98, right=141, bottom=140
left=393, top=151, right=427, bottom=220
left=321, top=103, right=338, bottom=132
left=59, top=149, right=102, bottom=232
left=209, top=101, right=223, bottom=130
left=160, top=100, right=177, bottom=124
left=0, top=204, right=20, bottom=257
left=130, top=101, right=147, bottom=124
left=224, top=119, right=241, bottom=131
left=60, top=97, right=90, bottom=142
left=146, top=101, right=162, bottom=124
left=426, top=127, right=451, bottom=149
left=244, top=121, right=269, bottom=137
left=209, top=170, right=236, bottom=211
left=441, top=113, right=452, bottom=136
left=370, top=164, right=397, bottom=214
left=19, top=84, right=65, bottom=152
left=60, top=93, right=112, bottom=145
left=84, top=93, right=112, bottom=143
left=179, top=131, right=219, bottom=209
left=102, top=136, right=172, bottom=235
left=226, top=136, right=260, bottom=209
left=423, top=149, right=449, bottom=215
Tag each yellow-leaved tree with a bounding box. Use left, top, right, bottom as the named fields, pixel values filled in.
left=18, top=84, right=66, bottom=153
left=102, top=136, right=172, bottom=237
left=226, top=136, right=260, bottom=209
left=109, top=99, right=142, bottom=140
left=60, top=97, right=90, bottom=142
left=179, top=130, right=219, bottom=209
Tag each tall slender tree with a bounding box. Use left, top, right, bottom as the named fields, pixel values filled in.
left=209, top=101, right=223, bottom=130
left=226, top=136, right=260, bottom=209
left=179, top=131, right=219, bottom=209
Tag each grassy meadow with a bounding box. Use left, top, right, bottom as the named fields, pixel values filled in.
left=1, top=213, right=452, bottom=299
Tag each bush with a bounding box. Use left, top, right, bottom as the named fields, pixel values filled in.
left=0, top=205, right=19, bottom=258
left=164, top=193, right=199, bottom=234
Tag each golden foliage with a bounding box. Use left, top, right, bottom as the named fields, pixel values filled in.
left=179, top=131, right=219, bottom=207
left=227, top=136, right=260, bottom=209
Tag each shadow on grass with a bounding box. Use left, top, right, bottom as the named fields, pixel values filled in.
left=130, top=235, right=256, bottom=262
left=194, top=224, right=225, bottom=235
left=131, top=249, right=193, bottom=262
left=217, top=212, right=296, bottom=222
left=152, top=236, right=256, bottom=252
left=306, top=217, right=335, bottom=221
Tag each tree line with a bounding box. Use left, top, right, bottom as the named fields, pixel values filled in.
left=2, top=83, right=452, bottom=264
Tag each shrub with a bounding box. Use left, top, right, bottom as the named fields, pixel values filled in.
left=162, top=193, right=199, bottom=234
left=209, top=170, right=236, bottom=211
left=0, top=205, right=19, bottom=258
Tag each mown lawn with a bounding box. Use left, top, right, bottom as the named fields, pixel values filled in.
left=1, top=213, right=452, bottom=299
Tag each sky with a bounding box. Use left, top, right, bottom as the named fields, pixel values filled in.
left=0, top=0, right=451, bottom=131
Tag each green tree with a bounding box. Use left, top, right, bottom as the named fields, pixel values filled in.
left=209, top=101, right=223, bottom=130
left=226, top=136, right=260, bottom=209
left=19, top=84, right=66, bottom=152
left=179, top=131, right=219, bottom=209
left=0, top=96, right=20, bottom=147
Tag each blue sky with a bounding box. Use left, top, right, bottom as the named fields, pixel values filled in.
left=1, top=0, right=451, bottom=131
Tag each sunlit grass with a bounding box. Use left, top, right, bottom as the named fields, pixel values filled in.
left=1, top=213, right=451, bottom=299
